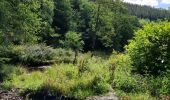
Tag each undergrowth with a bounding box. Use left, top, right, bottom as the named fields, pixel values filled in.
left=1, top=52, right=170, bottom=100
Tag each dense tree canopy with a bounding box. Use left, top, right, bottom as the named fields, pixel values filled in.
left=0, top=0, right=140, bottom=52
left=125, top=3, right=170, bottom=21
left=0, top=0, right=55, bottom=45
left=51, top=0, right=139, bottom=51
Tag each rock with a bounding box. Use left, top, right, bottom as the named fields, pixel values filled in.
left=0, top=88, right=23, bottom=100
left=86, top=92, right=119, bottom=100
left=28, top=66, right=51, bottom=71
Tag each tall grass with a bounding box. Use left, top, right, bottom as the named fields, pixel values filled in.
left=2, top=55, right=111, bottom=99
left=2, top=52, right=170, bottom=99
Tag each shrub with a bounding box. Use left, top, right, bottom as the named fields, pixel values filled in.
left=0, top=64, right=27, bottom=89
left=60, top=31, right=84, bottom=63
left=0, top=44, right=76, bottom=65
left=162, top=72, right=170, bottom=95
left=108, top=52, right=170, bottom=99
left=0, top=44, right=57, bottom=66
left=0, top=64, right=27, bottom=83
left=126, top=21, right=170, bottom=76
left=109, top=53, right=148, bottom=93
left=13, top=44, right=56, bottom=66
left=146, top=74, right=170, bottom=97
left=60, top=31, right=84, bottom=52
left=54, top=48, right=75, bottom=63
left=0, top=46, right=13, bottom=63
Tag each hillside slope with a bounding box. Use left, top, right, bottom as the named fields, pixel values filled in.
left=125, top=3, right=170, bottom=20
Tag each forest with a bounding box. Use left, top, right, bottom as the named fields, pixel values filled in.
left=125, top=3, right=170, bottom=20
left=0, top=0, right=170, bottom=100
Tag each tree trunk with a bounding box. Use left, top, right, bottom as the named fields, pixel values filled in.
left=91, top=4, right=101, bottom=57
left=73, top=50, right=78, bottom=64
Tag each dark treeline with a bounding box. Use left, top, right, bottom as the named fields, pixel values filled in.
left=125, top=3, right=170, bottom=20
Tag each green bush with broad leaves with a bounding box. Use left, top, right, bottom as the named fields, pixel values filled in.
left=126, top=21, right=170, bottom=76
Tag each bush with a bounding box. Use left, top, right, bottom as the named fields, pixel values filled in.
left=14, top=44, right=56, bottom=65
left=0, top=44, right=76, bottom=65
left=0, top=64, right=26, bottom=82
left=60, top=31, right=84, bottom=64
left=126, top=21, right=170, bottom=76
left=0, top=44, right=56, bottom=66
left=146, top=74, right=170, bottom=97
left=109, top=53, right=147, bottom=93
left=0, top=46, right=13, bottom=63
left=108, top=52, right=170, bottom=99
left=54, top=48, right=75, bottom=63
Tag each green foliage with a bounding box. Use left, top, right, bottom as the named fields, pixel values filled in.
left=3, top=59, right=110, bottom=99
left=0, top=44, right=56, bottom=66
left=60, top=31, right=84, bottom=63
left=0, top=0, right=140, bottom=51
left=139, top=19, right=151, bottom=26
left=127, top=21, right=170, bottom=76
left=107, top=52, right=170, bottom=99
left=1, top=0, right=170, bottom=99
left=60, top=31, right=84, bottom=51
left=53, top=0, right=73, bottom=34
left=0, top=46, right=12, bottom=63
left=52, top=0, right=139, bottom=50
left=0, top=0, right=42, bottom=44
left=54, top=48, right=75, bottom=63
left=15, top=44, right=56, bottom=65
left=92, top=0, right=139, bottom=50
left=109, top=53, right=147, bottom=93
left=73, top=0, right=97, bottom=50
left=119, top=93, right=157, bottom=100
left=113, top=15, right=139, bottom=51
left=96, top=5, right=115, bottom=48
left=0, top=0, right=55, bottom=45
left=0, top=44, right=78, bottom=65
left=125, top=3, right=170, bottom=21
left=2, top=52, right=170, bottom=99
left=145, top=74, right=170, bottom=97
left=38, top=0, right=59, bottom=45
left=108, top=52, right=162, bottom=99
left=0, top=64, right=26, bottom=82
